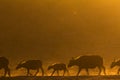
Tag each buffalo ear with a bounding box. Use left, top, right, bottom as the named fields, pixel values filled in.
left=19, top=60, right=25, bottom=64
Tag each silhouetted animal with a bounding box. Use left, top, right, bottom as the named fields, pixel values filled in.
left=68, top=55, right=106, bottom=76
left=48, top=63, right=69, bottom=76
left=0, top=57, right=10, bottom=77
left=16, top=60, right=44, bottom=76
left=110, top=59, right=120, bottom=74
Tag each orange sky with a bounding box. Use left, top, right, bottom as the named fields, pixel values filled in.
left=0, top=0, right=120, bottom=75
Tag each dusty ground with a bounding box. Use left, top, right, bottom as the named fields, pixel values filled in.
left=1, top=75, right=120, bottom=80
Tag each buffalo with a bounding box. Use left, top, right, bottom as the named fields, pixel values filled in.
left=68, top=55, right=106, bottom=76
left=48, top=63, right=69, bottom=76
left=110, top=59, right=120, bottom=74
left=16, top=60, right=44, bottom=76
left=0, top=57, right=10, bottom=77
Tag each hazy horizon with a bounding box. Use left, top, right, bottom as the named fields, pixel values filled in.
left=0, top=0, right=120, bottom=75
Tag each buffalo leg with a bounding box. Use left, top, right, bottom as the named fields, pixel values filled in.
left=7, top=68, right=11, bottom=77
left=4, top=68, right=7, bottom=77
left=66, top=69, right=70, bottom=76
left=34, top=69, right=39, bottom=76
left=27, top=69, right=32, bottom=76
left=4, top=67, right=10, bottom=77
left=57, top=70, right=59, bottom=76
left=85, top=68, right=89, bottom=75
left=51, top=70, right=55, bottom=76
left=27, top=69, right=29, bottom=76
left=63, top=70, right=65, bottom=76
left=98, top=67, right=102, bottom=75
left=77, top=68, right=81, bottom=76
left=117, top=68, right=120, bottom=75
left=40, top=67, right=44, bottom=76
left=102, top=66, right=106, bottom=75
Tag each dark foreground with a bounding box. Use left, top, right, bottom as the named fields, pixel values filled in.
left=1, top=75, right=120, bottom=80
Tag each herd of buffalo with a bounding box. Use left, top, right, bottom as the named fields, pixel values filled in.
left=0, top=55, right=120, bottom=77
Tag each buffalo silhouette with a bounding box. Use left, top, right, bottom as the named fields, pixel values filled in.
left=16, top=60, right=44, bottom=76
left=68, top=55, right=106, bottom=76
left=0, top=57, right=10, bottom=77
left=111, top=59, right=120, bottom=74
left=48, top=63, right=69, bottom=76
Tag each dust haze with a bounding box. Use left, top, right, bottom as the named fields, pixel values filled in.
left=0, top=0, right=120, bottom=67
